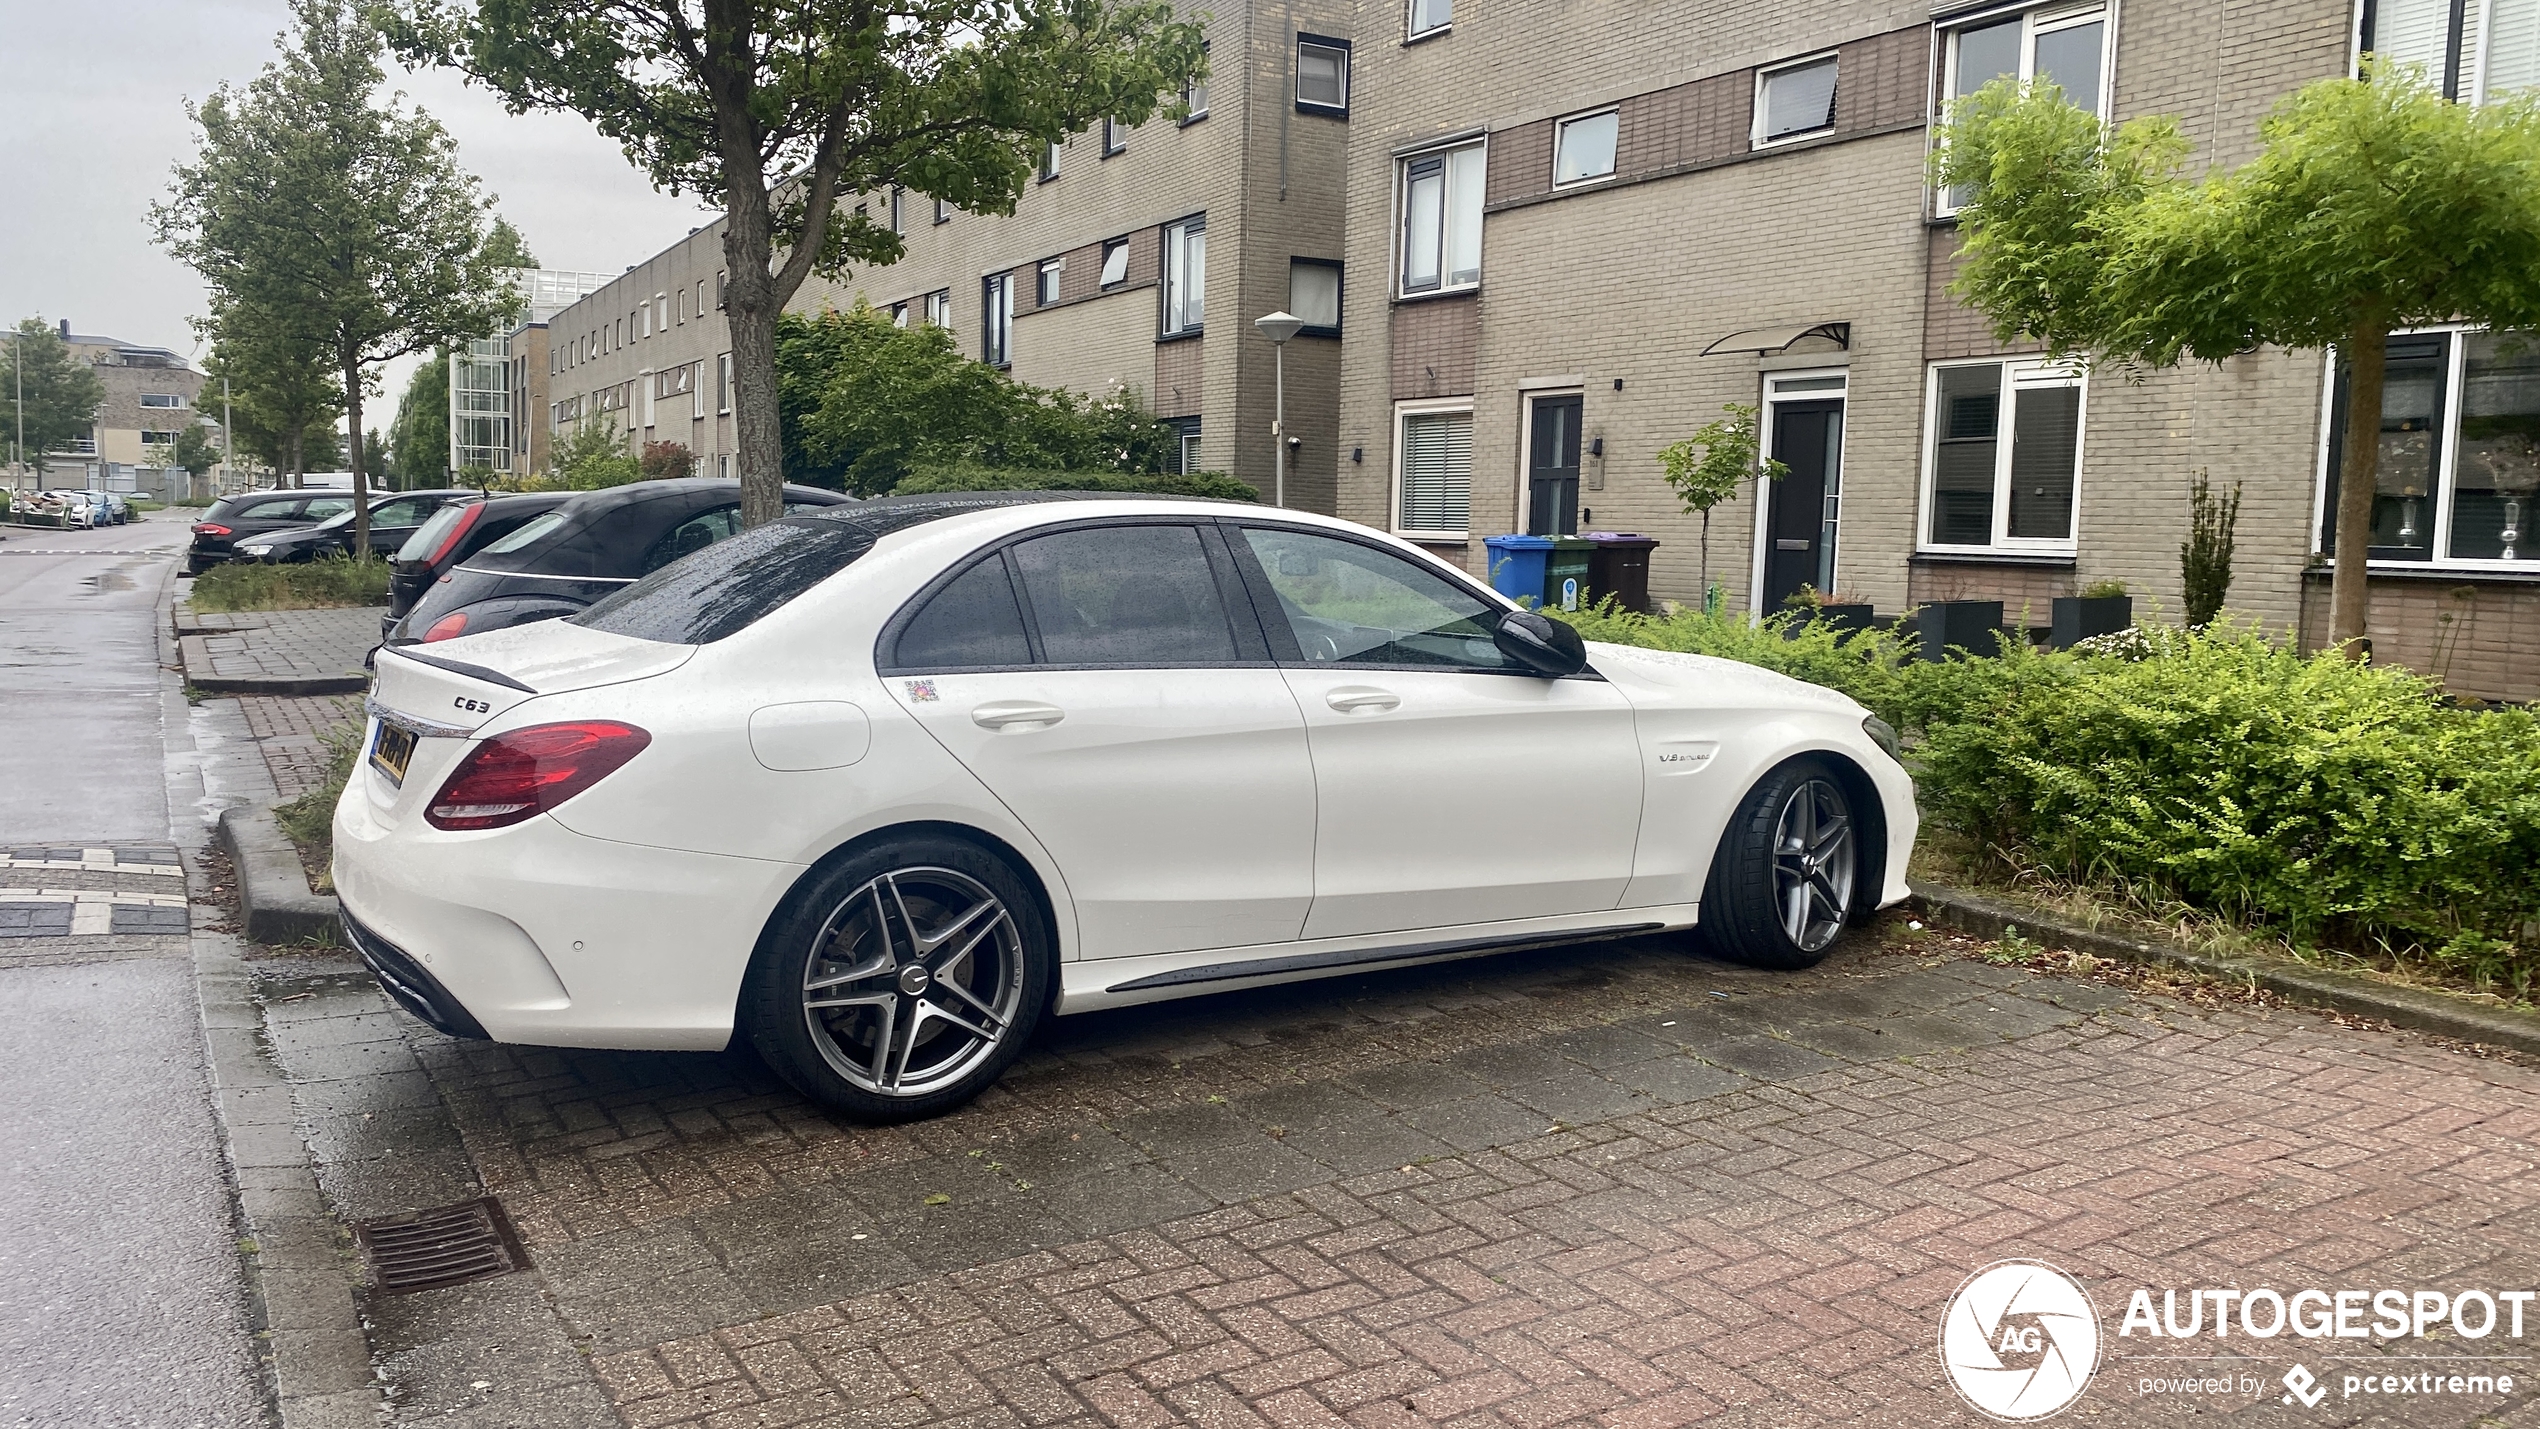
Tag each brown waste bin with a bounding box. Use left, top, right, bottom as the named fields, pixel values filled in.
left=1583, top=533, right=1660, bottom=614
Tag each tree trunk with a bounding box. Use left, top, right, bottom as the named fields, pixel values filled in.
left=2328, top=319, right=2387, bottom=654
left=1698, top=508, right=1711, bottom=606
left=343, top=352, right=370, bottom=558
left=721, top=159, right=787, bottom=528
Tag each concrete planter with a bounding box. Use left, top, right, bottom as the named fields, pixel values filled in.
left=2051, top=594, right=2132, bottom=649
left=1911, top=599, right=2007, bottom=661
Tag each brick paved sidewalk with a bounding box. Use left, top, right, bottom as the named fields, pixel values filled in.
left=177, top=605, right=383, bottom=694
left=320, top=930, right=2540, bottom=1428
left=238, top=693, right=365, bottom=802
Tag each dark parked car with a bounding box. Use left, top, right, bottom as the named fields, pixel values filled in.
left=388, top=479, right=854, bottom=645
left=382, top=492, right=574, bottom=638
left=233, top=489, right=476, bottom=564
left=187, top=490, right=356, bottom=573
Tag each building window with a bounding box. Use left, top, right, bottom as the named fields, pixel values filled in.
left=1395, top=401, right=1474, bottom=538
left=1940, top=5, right=2109, bottom=211
left=696, top=280, right=706, bottom=317
left=1296, top=35, right=1351, bottom=115
left=935, top=197, right=951, bottom=225
left=1184, top=46, right=1210, bottom=120
left=1040, top=141, right=1061, bottom=181
left=889, top=186, right=904, bottom=232
left=1398, top=140, right=1484, bottom=295
left=1921, top=358, right=2085, bottom=552
left=139, top=393, right=185, bottom=409
left=717, top=353, right=732, bottom=414
left=1038, top=257, right=1064, bottom=307
left=716, top=272, right=727, bottom=309
left=1288, top=258, right=1341, bottom=337
left=140, top=429, right=178, bottom=447
left=1755, top=54, right=1839, bottom=145
left=2320, top=327, right=2540, bottom=565
left=983, top=273, right=1014, bottom=366
left=1408, top=0, right=1451, bottom=39
left=1163, top=417, right=1202, bottom=473
left=1100, top=238, right=1132, bottom=288
left=1104, top=118, right=1128, bottom=156
left=1163, top=216, right=1205, bottom=335
left=2362, top=0, right=2540, bottom=100
left=926, top=289, right=952, bottom=327
left=890, top=301, right=910, bottom=327
left=1553, top=109, right=1619, bottom=185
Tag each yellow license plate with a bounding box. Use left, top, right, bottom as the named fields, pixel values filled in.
left=369, top=721, right=418, bottom=787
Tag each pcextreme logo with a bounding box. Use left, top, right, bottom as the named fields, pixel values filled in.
left=1940, top=1260, right=2103, bottom=1422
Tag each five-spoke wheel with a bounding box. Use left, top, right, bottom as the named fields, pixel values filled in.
left=745, top=838, right=1050, bottom=1121
left=1700, top=757, right=1865, bottom=970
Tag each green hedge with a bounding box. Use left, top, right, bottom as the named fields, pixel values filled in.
left=893, top=463, right=1259, bottom=502
left=1562, top=602, right=2540, bottom=989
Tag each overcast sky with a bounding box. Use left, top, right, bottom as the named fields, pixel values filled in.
left=1, top=0, right=714, bottom=434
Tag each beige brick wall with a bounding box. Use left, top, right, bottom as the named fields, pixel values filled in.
left=2297, top=575, right=2540, bottom=704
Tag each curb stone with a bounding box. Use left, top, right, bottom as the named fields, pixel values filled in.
left=1912, top=880, right=2540, bottom=1058
left=219, top=804, right=341, bottom=945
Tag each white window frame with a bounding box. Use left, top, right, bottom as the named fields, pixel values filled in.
left=2308, top=322, right=2540, bottom=573
left=1296, top=35, right=1351, bottom=116
left=1752, top=51, right=1841, bottom=149
left=1103, top=117, right=1128, bottom=155
left=1395, top=137, right=1487, bottom=298
left=1551, top=108, right=1619, bottom=187
left=1394, top=396, right=1476, bottom=541
left=139, top=393, right=185, bottom=409
left=1163, top=215, right=1206, bottom=336
left=1407, top=0, right=1451, bottom=40
left=1935, top=3, right=2116, bottom=217
left=1916, top=356, right=2088, bottom=556
left=982, top=272, right=1015, bottom=366
left=717, top=353, right=732, bottom=414
left=926, top=289, right=952, bottom=328
left=1040, top=141, right=1062, bottom=181
left=1038, top=257, right=1064, bottom=308
left=692, top=361, right=707, bottom=419
left=1184, top=46, right=1211, bottom=121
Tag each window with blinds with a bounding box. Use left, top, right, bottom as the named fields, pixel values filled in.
left=1397, top=407, right=1473, bottom=535
left=2364, top=0, right=2540, bottom=98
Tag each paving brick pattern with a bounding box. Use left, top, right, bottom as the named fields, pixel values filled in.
left=0, top=842, right=191, bottom=967
left=389, top=935, right=2540, bottom=1428
left=177, top=606, right=383, bottom=690
left=239, top=694, right=365, bottom=802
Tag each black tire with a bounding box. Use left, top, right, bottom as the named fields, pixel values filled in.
left=741, top=834, right=1051, bottom=1123
left=1698, top=757, right=1863, bottom=971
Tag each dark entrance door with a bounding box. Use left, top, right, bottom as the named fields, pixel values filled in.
left=1526, top=395, right=1582, bottom=535
left=1763, top=398, right=1844, bottom=612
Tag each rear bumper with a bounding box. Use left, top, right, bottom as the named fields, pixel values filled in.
left=342, top=910, right=489, bottom=1040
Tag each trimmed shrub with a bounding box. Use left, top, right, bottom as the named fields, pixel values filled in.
left=894, top=463, right=1259, bottom=502
left=188, top=555, right=391, bottom=611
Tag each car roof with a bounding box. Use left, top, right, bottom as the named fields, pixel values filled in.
left=783, top=488, right=1244, bottom=541
left=551, top=477, right=855, bottom=514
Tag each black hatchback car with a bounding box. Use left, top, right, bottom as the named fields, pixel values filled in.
left=187, top=489, right=357, bottom=574
left=388, top=479, right=854, bottom=645
left=382, top=492, right=573, bottom=638
left=234, top=489, right=478, bottom=564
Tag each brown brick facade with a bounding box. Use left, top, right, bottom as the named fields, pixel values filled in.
left=1389, top=295, right=1479, bottom=401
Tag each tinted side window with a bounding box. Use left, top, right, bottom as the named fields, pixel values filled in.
left=640, top=504, right=742, bottom=573
left=300, top=497, right=354, bottom=520
left=893, top=557, right=1032, bottom=669
left=1010, top=524, right=1238, bottom=665
left=371, top=496, right=437, bottom=527
left=1239, top=526, right=1518, bottom=671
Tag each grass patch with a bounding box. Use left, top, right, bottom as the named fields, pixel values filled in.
left=189, top=556, right=390, bottom=611
left=273, top=730, right=358, bottom=894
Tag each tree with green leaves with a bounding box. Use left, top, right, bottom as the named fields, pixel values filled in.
left=198, top=298, right=343, bottom=487
left=1658, top=403, right=1785, bottom=612
left=156, top=0, right=526, bottom=556
left=3, top=318, right=108, bottom=476
left=1935, top=63, right=2540, bottom=652
left=387, top=352, right=451, bottom=490
left=543, top=412, right=641, bottom=489
left=391, top=0, right=1206, bottom=527
left=169, top=425, right=223, bottom=488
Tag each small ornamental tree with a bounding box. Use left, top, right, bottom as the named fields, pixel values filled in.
left=170, top=425, right=223, bottom=484
left=1936, top=64, right=2540, bottom=652
left=2, top=318, right=108, bottom=474
left=1658, top=403, right=1785, bottom=611
left=639, top=440, right=696, bottom=481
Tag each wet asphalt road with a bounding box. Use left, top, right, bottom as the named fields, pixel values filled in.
left=0, top=513, right=262, bottom=1428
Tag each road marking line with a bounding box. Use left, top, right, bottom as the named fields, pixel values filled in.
left=0, top=890, right=192, bottom=907
left=0, top=859, right=184, bottom=876
left=70, top=904, right=112, bottom=934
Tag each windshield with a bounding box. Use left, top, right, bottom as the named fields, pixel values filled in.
left=572, top=519, right=877, bottom=644
left=481, top=510, right=567, bottom=556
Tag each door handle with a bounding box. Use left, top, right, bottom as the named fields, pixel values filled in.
left=1324, top=686, right=1400, bottom=714
left=971, top=700, right=1065, bottom=730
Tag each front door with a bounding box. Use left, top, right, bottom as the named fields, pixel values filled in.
left=1525, top=394, right=1583, bottom=536
left=1230, top=523, right=1642, bottom=941
left=886, top=521, right=1317, bottom=959
left=1763, top=397, right=1844, bottom=611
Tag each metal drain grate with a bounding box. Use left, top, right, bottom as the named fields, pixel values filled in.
left=354, top=1198, right=529, bottom=1293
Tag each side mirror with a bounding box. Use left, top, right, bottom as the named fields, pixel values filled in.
left=1494, top=608, right=1587, bottom=678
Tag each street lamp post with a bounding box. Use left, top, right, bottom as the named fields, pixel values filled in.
left=1253, top=310, right=1304, bottom=508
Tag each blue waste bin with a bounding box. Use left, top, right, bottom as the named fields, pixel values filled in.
left=1484, top=534, right=1555, bottom=605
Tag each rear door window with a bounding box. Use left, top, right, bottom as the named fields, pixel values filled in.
left=890, top=557, right=1033, bottom=670
left=1008, top=524, right=1239, bottom=665
left=299, top=497, right=354, bottom=520
left=371, top=495, right=437, bottom=528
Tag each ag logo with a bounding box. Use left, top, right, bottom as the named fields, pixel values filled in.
left=1940, top=1260, right=2102, bottom=1421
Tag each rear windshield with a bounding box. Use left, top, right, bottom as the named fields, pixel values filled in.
left=397, top=503, right=473, bottom=563
left=481, top=510, right=567, bottom=556
left=571, top=519, right=879, bottom=644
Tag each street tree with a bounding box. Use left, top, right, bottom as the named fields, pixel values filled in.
left=1935, top=64, right=2540, bottom=651
left=3, top=318, right=108, bottom=475
left=169, top=424, right=224, bottom=487
left=1658, top=403, right=1784, bottom=612
left=391, top=0, right=1206, bottom=527
left=157, top=0, right=526, bottom=555
left=387, top=352, right=451, bottom=489
left=200, top=305, right=344, bottom=486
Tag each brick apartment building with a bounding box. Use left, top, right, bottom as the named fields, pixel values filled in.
left=26, top=324, right=209, bottom=496
left=1331, top=0, right=2540, bottom=702
left=533, top=0, right=1350, bottom=503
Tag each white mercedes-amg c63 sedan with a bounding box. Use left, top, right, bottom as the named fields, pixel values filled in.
left=336, top=493, right=1916, bottom=1121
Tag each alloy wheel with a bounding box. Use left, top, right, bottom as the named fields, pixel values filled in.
left=1771, top=778, right=1855, bottom=953
left=799, top=866, right=1025, bottom=1098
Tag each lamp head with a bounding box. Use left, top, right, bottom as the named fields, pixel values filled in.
left=1253, top=310, right=1306, bottom=344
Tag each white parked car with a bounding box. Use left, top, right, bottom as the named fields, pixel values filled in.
left=336, top=495, right=1916, bottom=1121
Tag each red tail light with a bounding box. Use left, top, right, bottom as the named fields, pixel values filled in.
left=421, top=501, right=484, bottom=567
left=423, top=612, right=469, bottom=642
left=194, top=523, right=232, bottom=537
left=425, top=721, right=651, bottom=830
